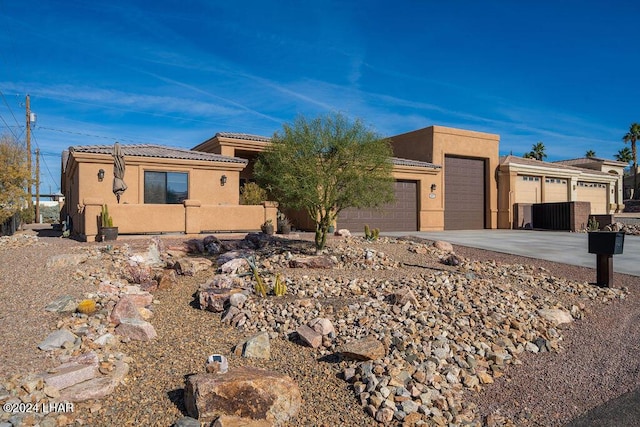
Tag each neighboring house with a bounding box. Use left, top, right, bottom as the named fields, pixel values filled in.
left=497, top=155, right=624, bottom=229
left=61, top=126, right=625, bottom=240
left=61, top=144, right=277, bottom=242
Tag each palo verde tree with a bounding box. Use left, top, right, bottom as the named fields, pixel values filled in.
left=254, top=112, right=394, bottom=251
left=622, top=123, right=640, bottom=197
left=0, top=134, right=30, bottom=224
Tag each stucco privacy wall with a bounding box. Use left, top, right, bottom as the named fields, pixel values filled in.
left=389, top=126, right=500, bottom=229
left=62, top=145, right=277, bottom=241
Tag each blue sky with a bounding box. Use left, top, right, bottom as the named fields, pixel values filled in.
left=1, top=0, right=638, bottom=194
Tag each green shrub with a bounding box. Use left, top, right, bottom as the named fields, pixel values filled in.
left=240, top=182, right=268, bottom=205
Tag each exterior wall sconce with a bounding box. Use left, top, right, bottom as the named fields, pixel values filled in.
left=98, top=169, right=105, bottom=182
left=220, top=175, right=227, bottom=186
left=430, top=183, right=437, bottom=192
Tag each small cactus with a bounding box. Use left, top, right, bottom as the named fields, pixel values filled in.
left=273, top=273, right=287, bottom=296
left=77, top=299, right=97, bottom=315
left=244, top=256, right=267, bottom=297
left=101, top=204, right=114, bottom=228
left=364, top=224, right=380, bottom=241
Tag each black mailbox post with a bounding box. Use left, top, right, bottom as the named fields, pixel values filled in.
left=588, top=231, right=625, bottom=287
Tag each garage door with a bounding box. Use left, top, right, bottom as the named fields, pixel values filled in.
left=445, top=156, right=485, bottom=230
left=514, top=175, right=541, bottom=204
left=576, top=182, right=607, bottom=214
left=544, top=177, right=569, bottom=202
left=338, top=181, right=417, bottom=232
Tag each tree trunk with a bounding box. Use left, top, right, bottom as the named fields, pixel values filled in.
left=633, top=142, right=638, bottom=199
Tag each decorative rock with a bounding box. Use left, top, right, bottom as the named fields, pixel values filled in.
left=175, top=257, right=213, bottom=276
left=433, top=240, right=454, bottom=253
left=38, top=329, right=77, bottom=351
left=237, top=332, right=271, bottom=359
left=45, top=295, right=78, bottom=313
left=199, top=288, right=233, bottom=312
left=158, top=269, right=178, bottom=290
left=220, top=258, right=249, bottom=275
left=339, top=336, right=386, bottom=360
left=45, top=253, right=88, bottom=268
left=296, top=325, right=322, bottom=348
left=184, top=367, right=302, bottom=424
left=122, top=288, right=154, bottom=308
left=115, top=318, right=157, bottom=341
left=109, top=295, right=142, bottom=325
left=308, top=317, right=335, bottom=336
left=42, top=362, right=98, bottom=390
left=375, top=407, right=394, bottom=423
left=203, top=235, right=224, bottom=255
left=335, top=229, right=351, bottom=237
left=60, top=361, right=129, bottom=402
left=229, top=293, right=247, bottom=308
left=392, top=289, right=420, bottom=307
left=288, top=256, right=335, bottom=269
left=538, top=308, right=573, bottom=325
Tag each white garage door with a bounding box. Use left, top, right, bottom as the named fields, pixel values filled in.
left=576, top=182, right=607, bottom=214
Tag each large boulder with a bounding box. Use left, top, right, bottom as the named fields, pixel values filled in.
left=109, top=295, right=142, bottom=325
left=184, top=367, right=301, bottom=425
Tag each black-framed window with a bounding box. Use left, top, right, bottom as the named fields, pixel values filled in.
left=144, top=171, right=188, bottom=204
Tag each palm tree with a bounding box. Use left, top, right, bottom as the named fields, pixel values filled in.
left=523, top=142, right=547, bottom=161
left=585, top=150, right=596, bottom=158
left=615, top=146, right=633, bottom=164
left=622, top=123, right=640, bottom=198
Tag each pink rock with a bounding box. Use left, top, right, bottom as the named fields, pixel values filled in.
left=115, top=318, right=157, bottom=341
left=123, top=291, right=153, bottom=308
left=158, top=269, right=178, bottom=290
left=198, top=288, right=233, bottom=312
left=212, top=415, right=272, bottom=426
left=296, top=325, right=322, bottom=348
left=109, top=295, right=142, bottom=325
left=175, top=257, right=213, bottom=276
left=433, top=240, right=454, bottom=253
left=308, top=318, right=335, bottom=336
left=60, top=361, right=129, bottom=402
left=42, top=363, right=98, bottom=390
left=184, top=367, right=301, bottom=424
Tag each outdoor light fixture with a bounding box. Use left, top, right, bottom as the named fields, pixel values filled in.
left=220, top=175, right=227, bottom=186
left=431, top=183, right=437, bottom=192
left=98, top=169, right=105, bottom=182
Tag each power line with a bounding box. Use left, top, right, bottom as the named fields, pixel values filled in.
left=0, top=89, right=21, bottom=128
left=31, top=132, right=58, bottom=189
left=37, top=125, right=154, bottom=144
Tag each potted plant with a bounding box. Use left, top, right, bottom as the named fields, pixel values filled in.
left=277, top=212, right=292, bottom=235
left=100, top=204, right=118, bottom=241
left=260, top=219, right=274, bottom=236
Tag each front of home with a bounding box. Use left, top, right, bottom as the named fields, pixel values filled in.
left=61, top=126, right=626, bottom=241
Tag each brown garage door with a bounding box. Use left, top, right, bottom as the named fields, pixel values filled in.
left=338, top=181, right=417, bottom=232
left=445, top=156, right=485, bottom=229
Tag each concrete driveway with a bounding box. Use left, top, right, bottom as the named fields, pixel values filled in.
left=385, top=229, right=639, bottom=277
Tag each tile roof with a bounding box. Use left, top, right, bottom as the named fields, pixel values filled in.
left=391, top=157, right=441, bottom=169
left=552, top=157, right=628, bottom=166
left=69, top=144, right=247, bottom=164
left=499, top=155, right=610, bottom=176
left=215, top=132, right=271, bottom=143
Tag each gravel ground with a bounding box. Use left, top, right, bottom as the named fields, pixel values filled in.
left=0, top=226, right=638, bottom=426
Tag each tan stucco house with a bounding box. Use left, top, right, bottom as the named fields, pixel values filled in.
left=61, top=125, right=625, bottom=240
left=61, top=144, right=277, bottom=242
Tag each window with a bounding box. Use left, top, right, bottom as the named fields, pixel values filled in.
left=545, top=178, right=567, bottom=184
left=144, top=171, right=188, bottom=204
left=521, top=175, right=540, bottom=182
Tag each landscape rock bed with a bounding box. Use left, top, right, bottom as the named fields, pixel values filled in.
left=0, top=230, right=635, bottom=426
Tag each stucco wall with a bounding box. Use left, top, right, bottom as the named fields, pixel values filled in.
left=390, top=126, right=500, bottom=229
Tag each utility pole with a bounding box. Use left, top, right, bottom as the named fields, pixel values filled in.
left=26, top=94, right=32, bottom=222
left=35, top=148, right=40, bottom=223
